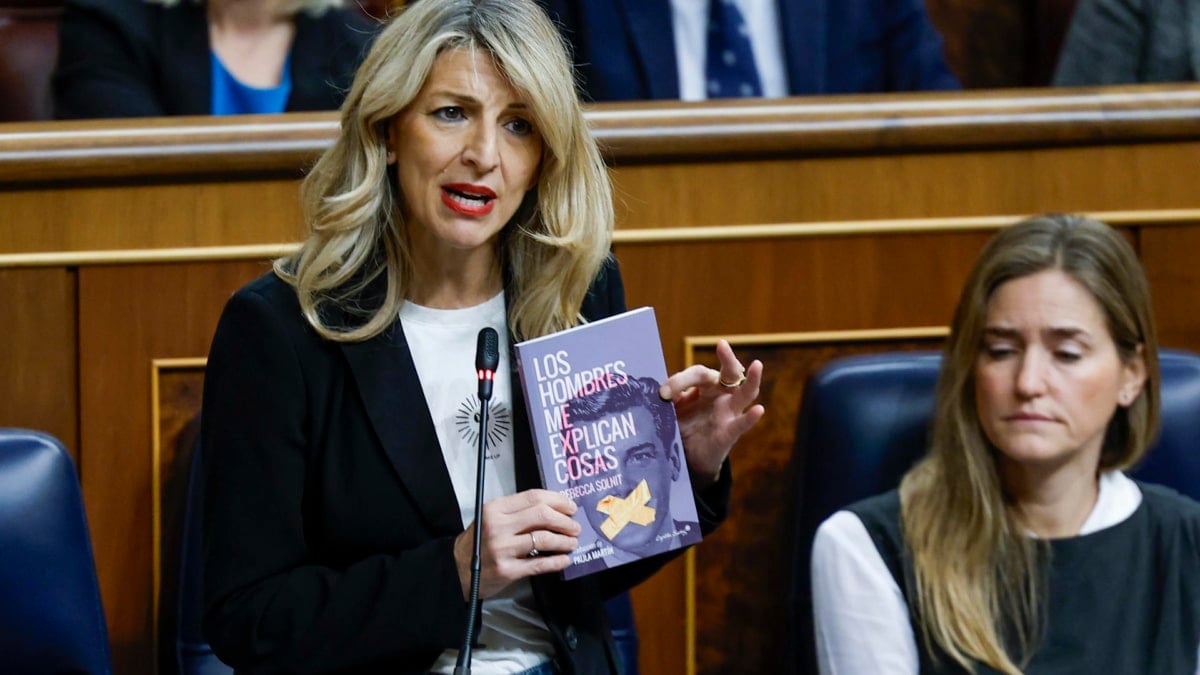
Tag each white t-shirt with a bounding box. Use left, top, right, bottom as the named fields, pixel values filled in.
left=671, top=0, right=789, bottom=100
left=400, top=292, right=554, bottom=674
left=808, top=471, right=1195, bottom=675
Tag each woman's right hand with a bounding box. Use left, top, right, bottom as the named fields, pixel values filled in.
left=454, top=489, right=582, bottom=599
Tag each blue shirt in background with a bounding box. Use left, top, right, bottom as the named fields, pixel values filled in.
left=210, top=53, right=292, bottom=115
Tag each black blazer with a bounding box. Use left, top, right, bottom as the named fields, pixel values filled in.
left=200, top=260, right=731, bottom=674
left=53, top=0, right=378, bottom=119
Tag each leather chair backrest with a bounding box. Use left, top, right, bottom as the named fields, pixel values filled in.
left=0, top=428, right=112, bottom=674
left=788, top=348, right=1200, bottom=673
left=0, top=0, right=61, bottom=121
left=177, top=440, right=640, bottom=675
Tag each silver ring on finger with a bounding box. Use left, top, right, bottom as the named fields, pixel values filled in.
left=527, top=532, right=540, bottom=558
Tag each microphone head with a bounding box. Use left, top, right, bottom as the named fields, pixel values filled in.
left=476, top=327, right=500, bottom=373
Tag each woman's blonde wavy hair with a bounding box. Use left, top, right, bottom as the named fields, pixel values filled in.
left=899, top=214, right=1160, bottom=674
left=276, top=0, right=613, bottom=342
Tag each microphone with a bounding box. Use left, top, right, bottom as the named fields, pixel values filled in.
left=476, top=327, right=499, bottom=401
left=456, top=327, right=499, bottom=675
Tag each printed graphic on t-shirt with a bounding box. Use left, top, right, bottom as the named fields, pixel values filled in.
left=455, top=396, right=511, bottom=460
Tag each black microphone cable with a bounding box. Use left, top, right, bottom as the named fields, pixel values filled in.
left=455, top=327, right=499, bottom=675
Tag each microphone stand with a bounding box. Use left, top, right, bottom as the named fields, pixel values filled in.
left=455, top=328, right=498, bottom=675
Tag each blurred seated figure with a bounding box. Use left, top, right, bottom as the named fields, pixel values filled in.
left=52, top=0, right=379, bottom=119
left=537, top=0, right=959, bottom=103
left=1054, top=0, right=1198, bottom=85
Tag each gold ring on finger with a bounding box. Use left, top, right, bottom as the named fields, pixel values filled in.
left=719, top=372, right=747, bottom=388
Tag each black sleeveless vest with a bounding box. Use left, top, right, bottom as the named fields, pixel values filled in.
left=849, top=482, right=1200, bottom=674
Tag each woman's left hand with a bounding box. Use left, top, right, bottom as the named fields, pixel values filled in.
left=659, top=339, right=765, bottom=488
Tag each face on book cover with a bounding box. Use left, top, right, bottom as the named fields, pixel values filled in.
left=572, top=405, right=681, bottom=554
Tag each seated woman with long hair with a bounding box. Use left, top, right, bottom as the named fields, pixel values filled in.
left=812, top=214, right=1200, bottom=674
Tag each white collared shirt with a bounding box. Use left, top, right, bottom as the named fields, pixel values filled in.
left=809, top=471, right=1200, bottom=674
left=670, top=0, right=789, bottom=100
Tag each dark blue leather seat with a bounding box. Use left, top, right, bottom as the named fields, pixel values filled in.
left=177, top=442, right=640, bottom=675
left=788, top=349, right=1200, bottom=674
left=0, top=428, right=111, bottom=674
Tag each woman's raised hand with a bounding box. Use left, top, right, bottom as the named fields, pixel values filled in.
left=659, top=339, right=765, bottom=487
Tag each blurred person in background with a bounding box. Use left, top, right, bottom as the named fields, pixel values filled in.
left=53, top=0, right=379, bottom=118
left=537, top=0, right=959, bottom=103
left=1054, top=0, right=1200, bottom=86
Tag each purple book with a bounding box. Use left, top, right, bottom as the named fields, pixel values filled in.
left=514, top=307, right=702, bottom=580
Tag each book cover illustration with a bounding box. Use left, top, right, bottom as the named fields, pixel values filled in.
left=514, top=306, right=702, bottom=580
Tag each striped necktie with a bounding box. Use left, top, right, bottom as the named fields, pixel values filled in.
left=705, top=0, right=763, bottom=98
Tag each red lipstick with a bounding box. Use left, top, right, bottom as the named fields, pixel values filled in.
left=441, top=183, right=496, bottom=216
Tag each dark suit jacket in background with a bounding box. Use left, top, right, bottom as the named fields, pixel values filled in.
left=537, top=0, right=960, bottom=102
left=200, top=260, right=731, bottom=674
left=52, top=0, right=378, bottom=119
left=1053, top=0, right=1200, bottom=85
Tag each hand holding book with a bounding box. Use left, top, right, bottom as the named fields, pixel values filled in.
left=659, top=339, right=766, bottom=488
left=452, top=489, right=581, bottom=599
left=514, top=308, right=766, bottom=578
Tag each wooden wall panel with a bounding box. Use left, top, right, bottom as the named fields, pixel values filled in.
left=1140, top=226, right=1200, bottom=349
left=5, top=140, right=1196, bottom=260
left=77, top=261, right=272, bottom=674
left=1, top=181, right=304, bottom=255
left=611, top=142, right=1200, bottom=229
left=0, top=267, right=77, bottom=458
left=614, top=232, right=992, bottom=372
